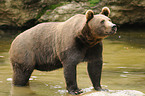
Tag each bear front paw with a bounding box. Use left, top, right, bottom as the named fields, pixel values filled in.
left=68, top=89, right=83, bottom=95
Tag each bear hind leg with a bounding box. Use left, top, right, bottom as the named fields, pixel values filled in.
left=12, top=63, right=34, bottom=86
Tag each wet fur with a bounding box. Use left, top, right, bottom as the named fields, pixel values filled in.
left=9, top=7, right=114, bottom=95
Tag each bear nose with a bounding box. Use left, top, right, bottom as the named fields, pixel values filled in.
left=112, top=24, right=117, bottom=29
left=111, top=24, right=117, bottom=34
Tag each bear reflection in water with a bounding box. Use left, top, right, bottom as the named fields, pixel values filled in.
left=9, top=7, right=117, bottom=95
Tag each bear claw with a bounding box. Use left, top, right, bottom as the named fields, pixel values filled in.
left=68, top=89, right=83, bottom=95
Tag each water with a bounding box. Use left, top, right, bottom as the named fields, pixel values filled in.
left=0, top=28, right=145, bottom=96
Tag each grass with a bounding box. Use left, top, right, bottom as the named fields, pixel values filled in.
left=88, top=0, right=100, bottom=7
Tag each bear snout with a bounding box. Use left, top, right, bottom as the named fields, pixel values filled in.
left=105, top=24, right=117, bottom=35
left=111, top=24, right=117, bottom=34
left=112, top=24, right=117, bottom=29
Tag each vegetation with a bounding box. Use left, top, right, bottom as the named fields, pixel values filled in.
left=36, top=2, right=68, bottom=19
left=36, top=0, right=101, bottom=20
left=36, top=6, right=49, bottom=19
left=49, top=2, right=65, bottom=10
left=88, top=0, right=100, bottom=7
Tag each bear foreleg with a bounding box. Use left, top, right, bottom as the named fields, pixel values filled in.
left=12, top=62, right=34, bottom=86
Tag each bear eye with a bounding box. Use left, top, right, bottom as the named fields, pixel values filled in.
left=100, top=20, right=105, bottom=24
left=109, top=18, right=111, bottom=21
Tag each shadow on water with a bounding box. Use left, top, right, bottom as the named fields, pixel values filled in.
left=107, top=28, right=145, bottom=48
left=10, top=86, right=37, bottom=96
left=0, top=27, right=145, bottom=96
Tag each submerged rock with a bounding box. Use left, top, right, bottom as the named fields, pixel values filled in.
left=84, top=90, right=145, bottom=96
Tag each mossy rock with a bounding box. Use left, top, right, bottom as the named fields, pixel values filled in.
left=39, top=1, right=90, bottom=22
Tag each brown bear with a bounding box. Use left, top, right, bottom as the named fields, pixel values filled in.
left=9, top=7, right=117, bottom=95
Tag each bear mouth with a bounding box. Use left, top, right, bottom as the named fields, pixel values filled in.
left=105, top=27, right=117, bottom=36
left=112, top=27, right=117, bottom=34
left=97, top=27, right=117, bottom=38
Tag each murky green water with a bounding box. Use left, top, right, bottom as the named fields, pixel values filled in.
left=0, top=28, right=145, bottom=96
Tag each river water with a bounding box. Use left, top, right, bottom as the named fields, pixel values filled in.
left=0, top=28, right=145, bottom=96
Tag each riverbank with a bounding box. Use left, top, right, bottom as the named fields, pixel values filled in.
left=0, top=0, right=145, bottom=34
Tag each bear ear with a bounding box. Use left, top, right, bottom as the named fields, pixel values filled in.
left=86, top=10, right=94, bottom=23
left=100, top=7, right=110, bottom=17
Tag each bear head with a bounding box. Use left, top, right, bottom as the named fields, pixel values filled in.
left=86, top=7, right=117, bottom=39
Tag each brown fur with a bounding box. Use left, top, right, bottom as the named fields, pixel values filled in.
left=9, top=7, right=117, bottom=95
left=100, top=7, right=110, bottom=16
left=86, top=10, right=94, bottom=23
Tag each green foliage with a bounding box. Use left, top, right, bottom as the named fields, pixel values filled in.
left=36, top=6, right=49, bottom=19
left=36, top=2, right=67, bottom=20
left=49, top=3, right=64, bottom=10
left=88, top=0, right=100, bottom=7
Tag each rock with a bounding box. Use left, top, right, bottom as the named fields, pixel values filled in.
left=84, top=90, right=145, bottom=96
left=0, top=0, right=65, bottom=28
left=0, top=0, right=145, bottom=30
left=40, top=0, right=145, bottom=25
left=0, top=30, right=5, bottom=35
left=39, top=1, right=90, bottom=22
left=93, top=0, right=145, bottom=25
